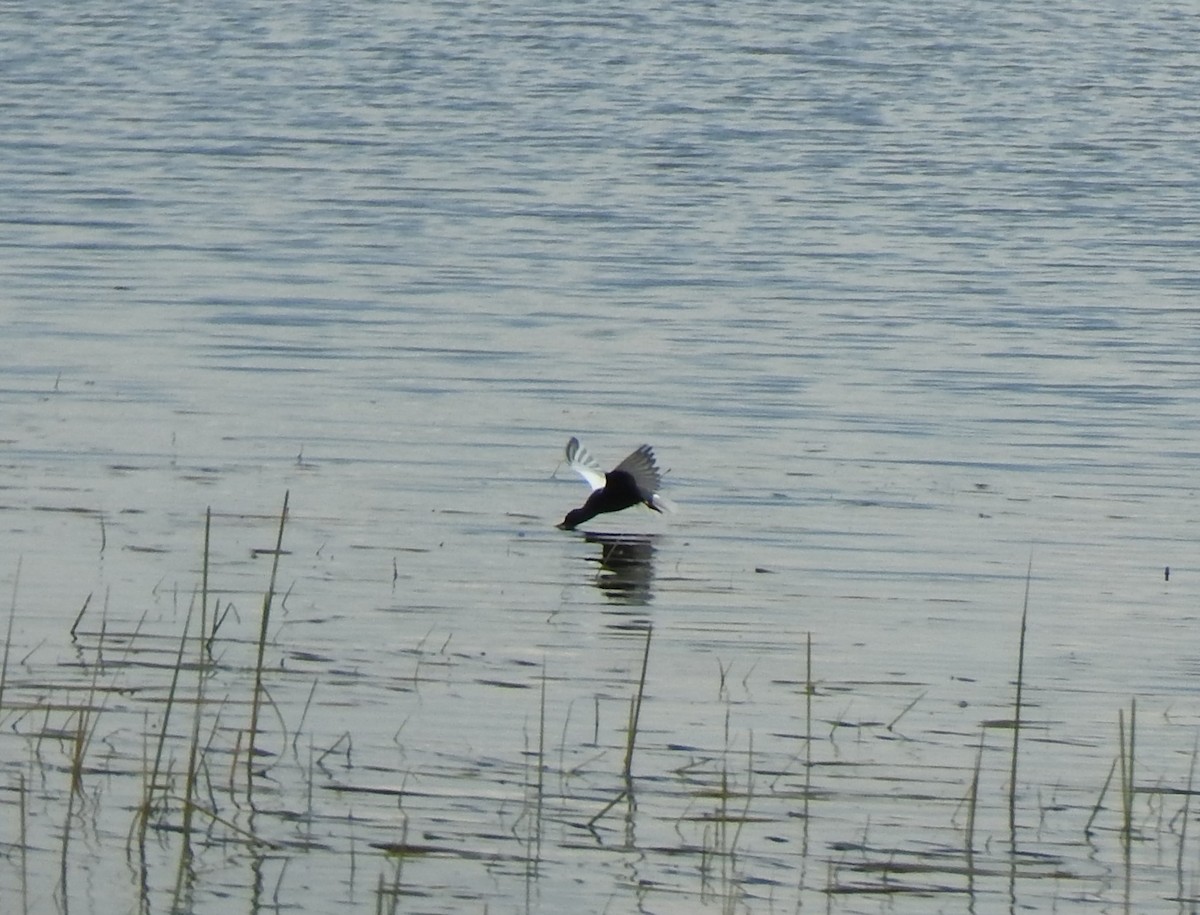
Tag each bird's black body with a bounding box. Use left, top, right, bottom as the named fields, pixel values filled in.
left=558, top=438, right=668, bottom=530
left=560, top=470, right=660, bottom=530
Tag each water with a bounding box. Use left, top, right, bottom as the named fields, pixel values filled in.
left=3, top=1, right=1200, bottom=912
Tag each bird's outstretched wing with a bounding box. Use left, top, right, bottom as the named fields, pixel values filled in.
left=613, top=445, right=663, bottom=500
left=565, top=436, right=606, bottom=492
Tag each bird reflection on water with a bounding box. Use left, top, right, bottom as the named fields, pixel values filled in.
left=583, top=532, right=657, bottom=606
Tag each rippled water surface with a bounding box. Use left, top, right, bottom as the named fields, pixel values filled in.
left=3, top=1, right=1200, bottom=912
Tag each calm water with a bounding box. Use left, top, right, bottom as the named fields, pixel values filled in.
left=3, top=1, right=1200, bottom=912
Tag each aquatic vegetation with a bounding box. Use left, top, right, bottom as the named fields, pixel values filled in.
left=1, top=500, right=1199, bottom=914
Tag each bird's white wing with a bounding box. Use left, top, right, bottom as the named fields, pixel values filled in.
left=565, top=436, right=606, bottom=492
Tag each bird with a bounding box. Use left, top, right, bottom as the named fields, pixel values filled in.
left=558, top=436, right=671, bottom=530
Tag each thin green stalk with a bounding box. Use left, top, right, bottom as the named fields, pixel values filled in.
left=1085, top=758, right=1118, bottom=838
left=62, top=628, right=107, bottom=898
left=537, top=657, right=547, bottom=804
left=292, top=678, right=320, bottom=757
left=802, top=631, right=813, bottom=863
left=1128, top=698, right=1136, bottom=836
left=134, top=595, right=195, bottom=853
left=622, top=624, right=653, bottom=781
left=247, top=491, right=290, bottom=805
left=179, top=511, right=213, bottom=858
left=587, top=787, right=627, bottom=829
left=729, top=730, right=754, bottom=859
left=589, top=626, right=654, bottom=829
left=164, top=794, right=279, bottom=847
left=1118, top=699, right=1136, bottom=846
left=967, top=727, right=985, bottom=859
left=523, top=662, right=548, bottom=904
left=180, top=585, right=213, bottom=863
left=201, top=509, right=211, bottom=652
left=1009, top=558, right=1032, bottom=839
left=1, top=559, right=18, bottom=714
left=805, top=632, right=813, bottom=766
left=1178, top=733, right=1198, bottom=900
left=69, top=592, right=92, bottom=641
left=19, top=771, right=28, bottom=914
left=887, top=689, right=927, bottom=732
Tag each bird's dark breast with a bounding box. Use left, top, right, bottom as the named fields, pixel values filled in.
left=593, top=471, right=643, bottom=513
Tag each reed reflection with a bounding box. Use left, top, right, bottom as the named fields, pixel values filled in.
left=583, top=532, right=657, bottom=606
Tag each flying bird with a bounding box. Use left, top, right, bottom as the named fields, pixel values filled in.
left=558, top=437, right=671, bottom=530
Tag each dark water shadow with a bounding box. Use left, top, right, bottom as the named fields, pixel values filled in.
left=582, top=532, right=658, bottom=607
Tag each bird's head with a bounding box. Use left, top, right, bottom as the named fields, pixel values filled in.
left=557, top=508, right=588, bottom=530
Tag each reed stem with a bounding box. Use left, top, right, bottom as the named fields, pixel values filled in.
left=1, top=559, right=17, bottom=723
left=1009, top=558, right=1032, bottom=839
left=247, top=491, right=290, bottom=804
left=622, top=624, right=652, bottom=781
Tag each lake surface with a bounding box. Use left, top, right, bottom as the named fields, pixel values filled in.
left=2, top=1, right=1200, bottom=912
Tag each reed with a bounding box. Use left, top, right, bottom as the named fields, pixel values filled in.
left=180, top=586, right=213, bottom=861
left=1177, top=734, right=1198, bottom=900
left=61, top=626, right=108, bottom=899
left=1, top=558, right=17, bottom=715
left=1117, top=709, right=1128, bottom=839
left=521, top=657, right=547, bottom=882
left=25, top=506, right=1200, bottom=911
left=729, top=729, right=754, bottom=860
left=247, top=490, right=290, bottom=805
left=68, top=591, right=91, bottom=641
left=886, top=689, right=926, bottom=733
left=19, top=770, right=28, bottom=914
left=801, top=631, right=814, bottom=872
left=292, top=678, right=320, bottom=758
left=713, top=707, right=734, bottom=894
left=622, top=623, right=653, bottom=781
left=966, top=726, right=985, bottom=861
left=207, top=600, right=234, bottom=654
left=1009, top=559, right=1032, bottom=838
left=199, top=702, right=228, bottom=812
left=1085, top=758, right=1118, bottom=838
left=170, top=505, right=286, bottom=913
left=1127, top=698, right=1136, bottom=840
left=1117, top=699, right=1136, bottom=846
left=1081, top=698, right=1139, bottom=847
left=133, top=572, right=196, bottom=854
left=588, top=624, right=654, bottom=829
left=375, top=837, right=405, bottom=915
left=695, top=700, right=753, bottom=908
left=200, top=508, right=211, bottom=654
left=316, top=731, right=353, bottom=768
left=166, top=793, right=275, bottom=847
left=173, top=509, right=215, bottom=862
left=537, top=656, right=547, bottom=811
left=805, top=632, right=813, bottom=764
